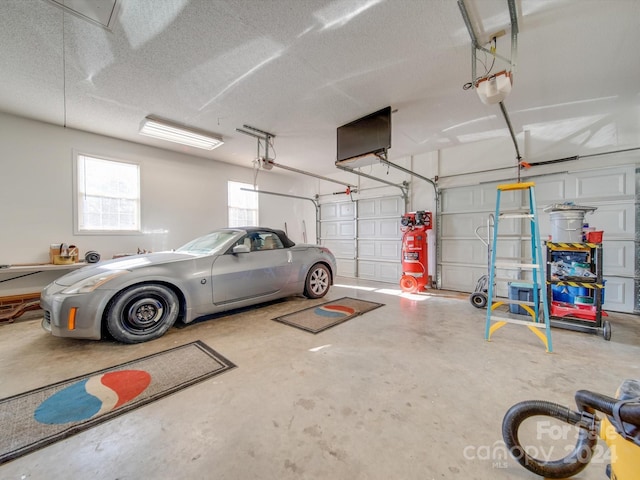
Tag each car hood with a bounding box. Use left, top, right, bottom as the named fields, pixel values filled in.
left=53, top=251, right=198, bottom=286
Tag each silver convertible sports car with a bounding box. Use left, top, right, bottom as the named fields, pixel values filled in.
left=41, top=228, right=336, bottom=343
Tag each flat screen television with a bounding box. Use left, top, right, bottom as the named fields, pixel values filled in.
left=336, top=106, right=391, bottom=166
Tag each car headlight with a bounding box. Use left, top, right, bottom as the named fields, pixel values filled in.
left=61, top=271, right=128, bottom=294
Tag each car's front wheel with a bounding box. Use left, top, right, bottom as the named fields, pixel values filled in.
left=304, top=263, right=331, bottom=299
left=106, top=284, right=179, bottom=343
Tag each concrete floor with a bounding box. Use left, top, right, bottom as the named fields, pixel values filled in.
left=0, top=277, right=638, bottom=480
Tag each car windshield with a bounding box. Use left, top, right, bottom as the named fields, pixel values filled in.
left=176, top=230, right=239, bottom=255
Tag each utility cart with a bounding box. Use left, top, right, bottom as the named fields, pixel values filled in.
left=546, top=241, right=611, bottom=340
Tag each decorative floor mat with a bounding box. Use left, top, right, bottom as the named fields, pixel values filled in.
left=273, top=297, right=384, bottom=334
left=0, top=340, right=235, bottom=465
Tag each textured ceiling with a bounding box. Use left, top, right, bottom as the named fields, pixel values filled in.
left=1, top=0, right=639, bottom=176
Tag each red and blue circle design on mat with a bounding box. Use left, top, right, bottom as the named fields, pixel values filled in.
left=34, top=370, right=151, bottom=424
left=314, top=304, right=355, bottom=318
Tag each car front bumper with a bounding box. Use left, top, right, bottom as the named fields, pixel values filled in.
left=40, top=282, right=114, bottom=340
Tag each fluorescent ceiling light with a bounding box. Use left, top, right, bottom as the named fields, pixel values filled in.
left=139, top=116, right=224, bottom=150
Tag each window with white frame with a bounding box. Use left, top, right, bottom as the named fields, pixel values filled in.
left=228, top=181, right=258, bottom=227
left=75, top=154, right=141, bottom=233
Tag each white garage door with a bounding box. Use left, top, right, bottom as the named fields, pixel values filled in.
left=320, top=196, right=404, bottom=284
left=357, top=196, right=404, bottom=283
left=320, top=201, right=356, bottom=278
left=439, top=165, right=637, bottom=313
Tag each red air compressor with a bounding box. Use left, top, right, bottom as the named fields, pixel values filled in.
left=399, top=210, right=433, bottom=293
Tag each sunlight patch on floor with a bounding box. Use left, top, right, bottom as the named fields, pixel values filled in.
left=334, top=283, right=428, bottom=302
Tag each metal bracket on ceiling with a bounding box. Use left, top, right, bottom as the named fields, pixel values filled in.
left=335, top=164, right=409, bottom=202
left=236, top=124, right=356, bottom=190
left=236, top=124, right=275, bottom=168
left=458, top=0, right=523, bottom=177
left=458, top=0, right=519, bottom=85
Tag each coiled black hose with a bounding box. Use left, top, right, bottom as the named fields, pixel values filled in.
left=502, top=400, right=597, bottom=478
left=503, top=388, right=640, bottom=478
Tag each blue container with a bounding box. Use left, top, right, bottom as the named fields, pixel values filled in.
left=552, top=285, right=588, bottom=304
left=601, top=279, right=607, bottom=305
left=509, top=282, right=536, bottom=315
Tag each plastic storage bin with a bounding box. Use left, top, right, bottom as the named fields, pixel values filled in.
left=509, top=282, right=536, bottom=315
left=551, top=285, right=588, bottom=303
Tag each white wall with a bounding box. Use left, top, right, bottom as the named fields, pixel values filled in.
left=0, top=112, right=314, bottom=267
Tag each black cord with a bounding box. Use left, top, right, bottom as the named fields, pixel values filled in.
left=462, top=37, right=498, bottom=90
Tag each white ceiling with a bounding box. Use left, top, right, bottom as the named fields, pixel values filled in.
left=1, top=0, right=639, bottom=176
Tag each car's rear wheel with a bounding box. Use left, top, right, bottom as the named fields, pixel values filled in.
left=304, top=263, right=331, bottom=299
left=106, top=284, right=179, bottom=343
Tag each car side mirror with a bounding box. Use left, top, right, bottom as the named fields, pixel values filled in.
left=232, top=244, right=251, bottom=254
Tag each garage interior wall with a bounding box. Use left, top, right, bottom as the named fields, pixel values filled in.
left=3, top=108, right=639, bottom=313
left=0, top=111, right=316, bottom=268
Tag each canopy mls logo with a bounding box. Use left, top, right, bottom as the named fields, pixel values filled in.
left=462, top=419, right=620, bottom=470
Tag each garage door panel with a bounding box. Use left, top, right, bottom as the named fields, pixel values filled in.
left=495, top=217, right=522, bottom=236
left=321, top=221, right=355, bottom=239
left=321, top=222, right=338, bottom=238
left=442, top=188, right=475, bottom=213
left=483, top=185, right=520, bottom=209
left=441, top=266, right=518, bottom=296
left=339, top=202, right=355, bottom=217
left=321, top=203, right=339, bottom=220
left=440, top=212, right=518, bottom=238
left=574, top=168, right=634, bottom=199
left=493, top=239, right=520, bottom=258
left=380, top=197, right=404, bottom=215
left=535, top=177, right=567, bottom=203
left=359, top=240, right=401, bottom=260
left=359, top=260, right=402, bottom=283
left=359, top=240, right=375, bottom=257
left=340, top=222, right=355, bottom=237
left=321, top=201, right=353, bottom=221
left=359, top=199, right=376, bottom=217
left=322, top=240, right=354, bottom=258
left=378, top=262, right=402, bottom=283
left=441, top=213, right=477, bottom=237
left=337, top=259, right=356, bottom=278
left=441, top=265, right=484, bottom=292
left=359, top=197, right=404, bottom=218
left=441, top=239, right=485, bottom=265
left=601, top=277, right=633, bottom=312
left=602, top=241, right=635, bottom=276
left=359, top=220, right=376, bottom=237
left=586, top=203, right=635, bottom=237
left=380, top=241, right=401, bottom=259
left=380, top=218, right=401, bottom=237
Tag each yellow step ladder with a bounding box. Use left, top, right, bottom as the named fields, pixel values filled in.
left=484, top=182, right=553, bottom=352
